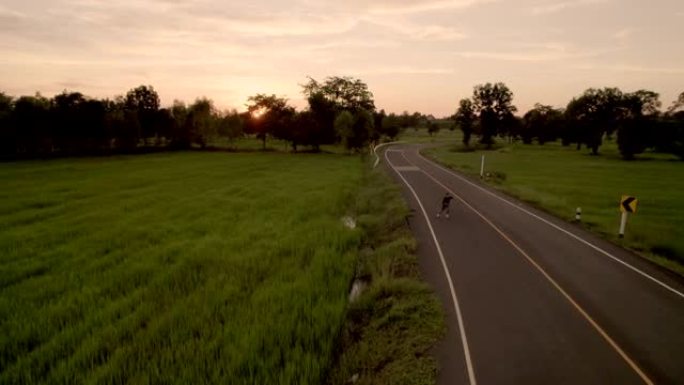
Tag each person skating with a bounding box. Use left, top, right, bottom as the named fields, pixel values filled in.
left=437, top=192, right=453, bottom=218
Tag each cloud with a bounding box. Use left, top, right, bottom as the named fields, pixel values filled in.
left=364, top=0, right=498, bottom=15
left=531, top=0, right=607, bottom=15
left=574, top=64, right=684, bottom=75
left=612, top=28, right=632, bottom=40
left=341, top=66, right=454, bottom=75
left=363, top=17, right=467, bottom=41
left=303, top=38, right=401, bottom=51
left=455, top=42, right=588, bottom=62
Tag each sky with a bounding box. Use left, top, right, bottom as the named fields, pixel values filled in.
left=1, top=0, right=683, bottom=116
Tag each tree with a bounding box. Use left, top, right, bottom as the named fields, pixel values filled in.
left=245, top=94, right=293, bottom=150
left=371, top=109, right=386, bottom=142
left=667, top=91, right=684, bottom=114
left=79, top=99, right=108, bottom=150
left=125, top=85, right=160, bottom=144
left=522, top=104, right=564, bottom=145
left=169, top=100, right=191, bottom=149
left=13, top=94, right=51, bottom=155
left=349, top=109, right=374, bottom=151
left=454, top=98, right=476, bottom=146
left=293, top=110, right=319, bottom=151
left=471, top=83, right=517, bottom=148
left=659, top=92, right=684, bottom=159
left=302, top=76, right=375, bottom=112
left=217, top=109, right=243, bottom=147
left=305, top=91, right=337, bottom=149
left=427, top=120, right=440, bottom=136
left=381, top=113, right=401, bottom=140
left=187, top=98, right=217, bottom=148
left=52, top=91, right=86, bottom=152
left=617, top=90, right=661, bottom=159
left=334, top=111, right=354, bottom=150
left=564, top=88, right=624, bottom=154
left=0, top=93, right=15, bottom=157
left=302, top=76, right=375, bottom=149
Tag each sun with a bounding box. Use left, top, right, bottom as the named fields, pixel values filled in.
left=251, top=108, right=266, bottom=119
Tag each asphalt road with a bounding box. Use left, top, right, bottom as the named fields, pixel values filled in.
left=381, top=144, right=684, bottom=385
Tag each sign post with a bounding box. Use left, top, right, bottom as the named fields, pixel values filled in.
left=618, top=195, right=638, bottom=238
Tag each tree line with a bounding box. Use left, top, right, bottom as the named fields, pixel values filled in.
left=3, top=78, right=682, bottom=161
left=0, top=77, right=427, bottom=159
left=453, top=83, right=684, bottom=160
left=0, top=85, right=246, bottom=158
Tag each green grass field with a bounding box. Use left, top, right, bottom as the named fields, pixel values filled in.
left=424, top=139, right=684, bottom=273
left=0, top=151, right=364, bottom=384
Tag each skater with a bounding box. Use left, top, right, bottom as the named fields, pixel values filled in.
left=437, top=192, right=453, bottom=218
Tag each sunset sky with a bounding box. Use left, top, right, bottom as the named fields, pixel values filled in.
left=1, top=0, right=683, bottom=116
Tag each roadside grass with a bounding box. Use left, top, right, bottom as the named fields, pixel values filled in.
left=208, top=136, right=347, bottom=154
left=0, top=151, right=364, bottom=384
left=327, top=168, right=445, bottom=385
left=423, top=139, right=684, bottom=274
left=398, top=128, right=456, bottom=143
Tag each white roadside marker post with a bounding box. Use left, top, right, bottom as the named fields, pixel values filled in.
left=619, top=211, right=628, bottom=238
left=480, top=155, right=485, bottom=178
left=575, top=207, right=582, bottom=222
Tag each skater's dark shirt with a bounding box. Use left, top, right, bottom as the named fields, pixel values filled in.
left=442, top=195, right=453, bottom=207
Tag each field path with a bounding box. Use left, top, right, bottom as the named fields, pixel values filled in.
left=382, top=144, right=684, bottom=385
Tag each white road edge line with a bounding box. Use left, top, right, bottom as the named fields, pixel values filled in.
left=384, top=149, right=477, bottom=385
left=400, top=151, right=654, bottom=385
left=417, top=150, right=684, bottom=300
left=372, top=141, right=405, bottom=168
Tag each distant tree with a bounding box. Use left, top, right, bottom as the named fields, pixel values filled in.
left=0, top=93, right=15, bottom=156
left=125, top=85, right=160, bottom=144
left=293, top=110, right=319, bottom=151
left=169, top=100, right=191, bottom=149
left=13, top=94, right=51, bottom=155
left=427, top=120, right=440, bottom=136
left=412, top=112, right=425, bottom=130
left=564, top=88, right=624, bottom=154
left=381, top=113, right=401, bottom=140
left=454, top=98, right=476, bottom=146
left=616, top=90, right=661, bottom=159
left=471, top=83, right=517, bottom=148
left=270, top=106, right=297, bottom=150
left=302, top=76, right=375, bottom=112
left=155, top=108, right=175, bottom=146
left=522, top=104, right=564, bottom=145
left=667, top=91, right=684, bottom=115
left=80, top=99, right=108, bottom=150
left=349, top=109, right=374, bottom=151
left=372, top=109, right=386, bottom=142
left=305, top=91, right=337, bottom=148
left=217, top=109, right=243, bottom=146
left=245, top=94, right=293, bottom=150
left=188, top=98, right=217, bottom=148
left=660, top=92, right=684, bottom=159
left=301, top=76, right=377, bottom=150
left=52, top=91, right=86, bottom=152
left=334, top=110, right=354, bottom=150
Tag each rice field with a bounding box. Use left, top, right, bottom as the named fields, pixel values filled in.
left=0, top=151, right=364, bottom=384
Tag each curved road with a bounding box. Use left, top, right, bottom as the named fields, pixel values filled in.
left=382, top=144, right=684, bottom=385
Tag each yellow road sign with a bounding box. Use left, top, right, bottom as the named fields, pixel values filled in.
left=620, top=196, right=638, bottom=213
